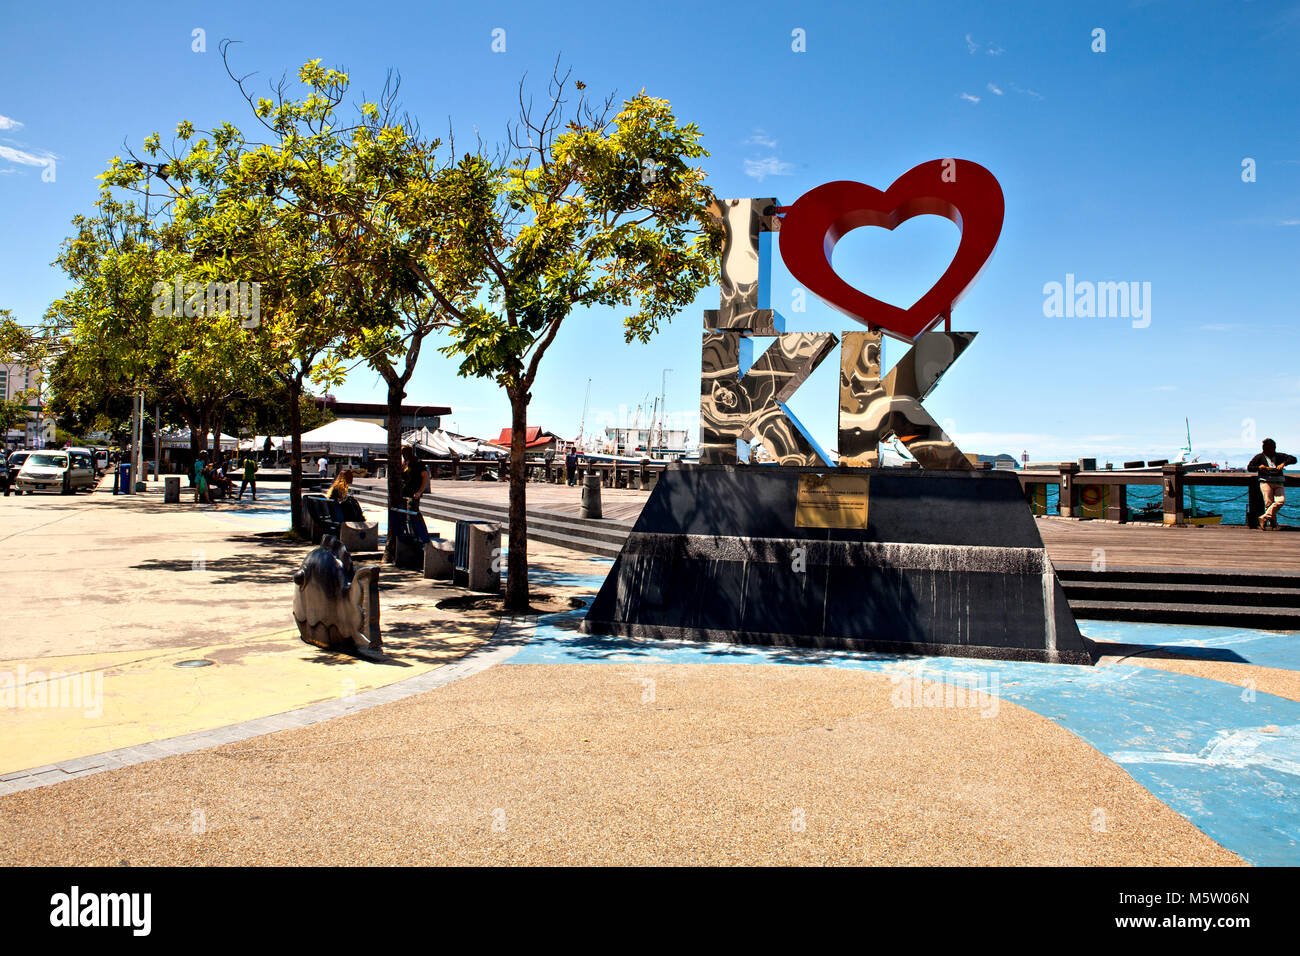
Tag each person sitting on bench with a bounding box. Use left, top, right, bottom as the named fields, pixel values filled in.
left=327, top=468, right=355, bottom=503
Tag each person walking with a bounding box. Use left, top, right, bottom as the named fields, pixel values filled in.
left=1249, top=438, right=1297, bottom=530
left=238, top=454, right=259, bottom=501
left=317, top=455, right=329, bottom=480
left=565, top=446, right=578, bottom=486
left=193, top=453, right=209, bottom=504
left=400, top=447, right=430, bottom=506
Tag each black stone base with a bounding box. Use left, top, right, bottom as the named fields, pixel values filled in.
left=581, top=464, right=1095, bottom=666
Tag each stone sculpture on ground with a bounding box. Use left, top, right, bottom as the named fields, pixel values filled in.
left=292, top=536, right=382, bottom=659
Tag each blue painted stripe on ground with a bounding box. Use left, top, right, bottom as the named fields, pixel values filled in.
left=510, top=602, right=1300, bottom=865
left=1082, top=620, right=1300, bottom=672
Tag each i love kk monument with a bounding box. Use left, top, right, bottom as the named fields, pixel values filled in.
left=583, top=160, right=1094, bottom=665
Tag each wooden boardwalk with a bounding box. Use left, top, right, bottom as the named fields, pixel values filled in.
left=421, top=479, right=651, bottom=523
left=1034, top=516, right=1300, bottom=573
left=410, top=479, right=1300, bottom=574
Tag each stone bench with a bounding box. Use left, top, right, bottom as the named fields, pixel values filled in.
left=340, top=520, right=379, bottom=552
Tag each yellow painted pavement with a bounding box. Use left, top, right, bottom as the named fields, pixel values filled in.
left=0, top=625, right=483, bottom=776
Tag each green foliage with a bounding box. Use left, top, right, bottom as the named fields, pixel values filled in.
left=39, top=50, right=720, bottom=604
left=0, top=397, right=30, bottom=437
left=437, top=79, right=721, bottom=393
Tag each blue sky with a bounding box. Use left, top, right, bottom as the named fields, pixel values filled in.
left=2, top=0, right=1298, bottom=464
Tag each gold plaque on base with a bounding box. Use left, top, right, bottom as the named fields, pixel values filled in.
left=795, top=474, right=870, bottom=530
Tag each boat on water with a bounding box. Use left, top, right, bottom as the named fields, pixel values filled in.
left=1127, top=501, right=1223, bottom=525
left=1126, top=419, right=1223, bottom=523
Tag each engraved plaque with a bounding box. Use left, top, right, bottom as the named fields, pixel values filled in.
left=795, top=473, right=870, bottom=530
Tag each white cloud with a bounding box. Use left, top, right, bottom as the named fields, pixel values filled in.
left=987, top=82, right=1004, bottom=95
left=959, top=92, right=981, bottom=104
left=743, top=156, right=793, bottom=181
left=0, top=144, right=54, bottom=168
left=0, top=114, right=22, bottom=131
left=1007, top=81, right=1044, bottom=100
left=1279, top=219, right=1300, bottom=226
left=965, top=34, right=1003, bottom=55
left=744, top=129, right=777, bottom=149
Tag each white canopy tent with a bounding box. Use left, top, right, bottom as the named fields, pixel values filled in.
left=295, top=418, right=391, bottom=456
left=402, top=427, right=501, bottom=458
left=158, top=428, right=239, bottom=450
left=238, top=434, right=286, bottom=452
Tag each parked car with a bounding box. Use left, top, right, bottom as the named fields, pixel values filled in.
left=65, top=446, right=104, bottom=477
left=15, top=451, right=97, bottom=494
left=8, top=450, right=31, bottom=473
left=0, top=457, right=10, bottom=496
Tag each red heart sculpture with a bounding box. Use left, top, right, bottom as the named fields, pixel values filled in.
left=777, top=159, right=1004, bottom=342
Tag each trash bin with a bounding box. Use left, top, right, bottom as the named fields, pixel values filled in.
left=114, top=462, right=133, bottom=495
left=164, top=475, right=181, bottom=503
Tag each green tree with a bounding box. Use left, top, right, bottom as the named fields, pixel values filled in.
left=437, top=69, right=720, bottom=609
left=99, top=113, right=355, bottom=529
left=218, top=49, right=487, bottom=541
left=222, top=56, right=720, bottom=608
left=0, top=397, right=29, bottom=439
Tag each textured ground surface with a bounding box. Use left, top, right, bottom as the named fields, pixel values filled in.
left=0, top=480, right=498, bottom=773
left=0, top=662, right=1242, bottom=866
left=5, top=478, right=1294, bottom=866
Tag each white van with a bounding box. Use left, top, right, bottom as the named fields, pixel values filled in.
left=16, top=450, right=97, bottom=494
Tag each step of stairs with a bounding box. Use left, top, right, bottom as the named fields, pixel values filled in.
left=354, top=492, right=1299, bottom=629
left=1055, top=565, right=1300, bottom=629
left=353, top=490, right=630, bottom=558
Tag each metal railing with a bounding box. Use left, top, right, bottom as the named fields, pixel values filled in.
left=1017, top=462, right=1288, bottom=526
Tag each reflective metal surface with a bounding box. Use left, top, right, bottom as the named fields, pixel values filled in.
left=837, top=330, right=885, bottom=466
left=703, top=198, right=782, bottom=334
left=700, top=332, right=835, bottom=466
left=838, top=331, right=976, bottom=469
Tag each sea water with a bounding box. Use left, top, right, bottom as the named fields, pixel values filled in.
left=1042, top=483, right=1285, bottom=526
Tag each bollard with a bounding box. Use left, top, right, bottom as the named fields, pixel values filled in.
left=1057, top=462, right=1080, bottom=518
left=581, top=474, right=603, bottom=519
left=1161, top=462, right=1185, bottom=526
left=164, top=475, right=181, bottom=503
left=1106, top=483, right=1128, bottom=523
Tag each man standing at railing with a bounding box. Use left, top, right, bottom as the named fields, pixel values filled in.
left=1248, top=438, right=1297, bottom=530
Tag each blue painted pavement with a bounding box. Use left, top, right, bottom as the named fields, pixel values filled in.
left=509, top=561, right=1300, bottom=865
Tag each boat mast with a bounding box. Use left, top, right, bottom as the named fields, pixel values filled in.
left=657, top=368, right=672, bottom=458
left=576, top=378, right=592, bottom=451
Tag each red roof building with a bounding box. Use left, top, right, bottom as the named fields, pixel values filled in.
left=491, top=427, right=563, bottom=452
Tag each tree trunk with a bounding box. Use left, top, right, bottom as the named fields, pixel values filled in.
left=289, top=377, right=305, bottom=535
left=505, top=387, right=530, bottom=611
left=198, top=406, right=211, bottom=457
left=186, top=409, right=200, bottom=478
left=383, top=373, right=405, bottom=563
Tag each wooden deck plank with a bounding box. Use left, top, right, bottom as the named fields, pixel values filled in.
left=403, top=479, right=1300, bottom=573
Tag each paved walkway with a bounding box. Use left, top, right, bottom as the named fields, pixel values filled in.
left=0, top=479, right=496, bottom=776
left=1, top=478, right=1296, bottom=865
